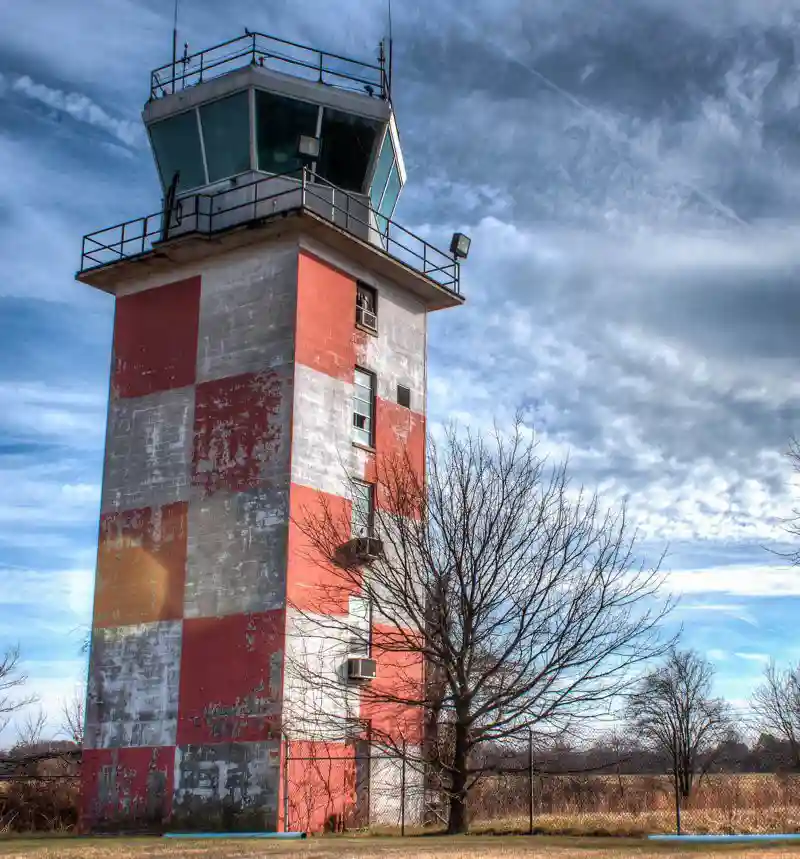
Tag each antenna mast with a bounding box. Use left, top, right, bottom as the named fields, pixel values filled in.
left=387, top=0, right=393, bottom=98
left=171, top=0, right=179, bottom=94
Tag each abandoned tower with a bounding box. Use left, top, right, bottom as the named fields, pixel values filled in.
left=77, top=31, right=466, bottom=832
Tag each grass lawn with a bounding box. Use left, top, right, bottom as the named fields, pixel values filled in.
left=4, top=835, right=800, bottom=859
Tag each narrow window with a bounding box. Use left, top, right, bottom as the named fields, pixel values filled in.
left=351, top=481, right=375, bottom=538
left=353, top=368, right=375, bottom=447
left=397, top=384, right=411, bottom=409
left=348, top=593, right=372, bottom=656
left=356, top=283, right=377, bottom=332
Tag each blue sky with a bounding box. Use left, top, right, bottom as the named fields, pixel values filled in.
left=2, top=0, right=800, bottom=740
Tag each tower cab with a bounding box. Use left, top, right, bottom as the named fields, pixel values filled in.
left=144, top=33, right=405, bottom=250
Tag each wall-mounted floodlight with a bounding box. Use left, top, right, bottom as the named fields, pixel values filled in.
left=450, top=232, right=471, bottom=260
left=298, top=134, right=321, bottom=164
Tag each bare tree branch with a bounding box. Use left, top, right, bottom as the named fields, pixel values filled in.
left=287, top=418, right=676, bottom=833
left=625, top=647, right=732, bottom=819
left=58, top=689, right=85, bottom=748
left=0, top=645, right=37, bottom=737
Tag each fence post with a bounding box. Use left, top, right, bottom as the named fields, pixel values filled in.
left=283, top=735, right=290, bottom=833
left=401, top=740, right=407, bottom=837
left=528, top=727, right=534, bottom=835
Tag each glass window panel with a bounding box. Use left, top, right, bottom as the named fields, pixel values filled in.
left=369, top=131, right=394, bottom=212
left=318, top=108, right=381, bottom=192
left=379, top=164, right=401, bottom=220
left=199, top=91, right=251, bottom=182
left=348, top=594, right=371, bottom=655
left=351, top=482, right=374, bottom=537
left=149, top=110, right=206, bottom=192
left=255, top=90, right=319, bottom=175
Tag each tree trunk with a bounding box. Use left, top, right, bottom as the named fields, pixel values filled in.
left=447, top=721, right=469, bottom=834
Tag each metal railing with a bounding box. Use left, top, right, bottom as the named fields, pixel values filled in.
left=79, top=169, right=461, bottom=295
left=150, top=31, right=389, bottom=101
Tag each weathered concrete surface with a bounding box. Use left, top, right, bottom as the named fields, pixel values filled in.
left=101, top=387, right=194, bottom=513
left=197, top=245, right=297, bottom=383
left=177, top=611, right=284, bottom=744
left=112, top=275, right=201, bottom=400
left=192, top=368, right=292, bottom=497
left=185, top=485, right=288, bottom=618
left=82, top=746, right=175, bottom=830
left=85, top=621, right=182, bottom=749
left=173, top=741, right=280, bottom=831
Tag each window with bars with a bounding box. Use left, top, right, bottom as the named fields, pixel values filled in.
left=351, top=480, right=375, bottom=538
left=353, top=368, right=375, bottom=447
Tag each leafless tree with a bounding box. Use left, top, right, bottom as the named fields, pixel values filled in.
left=0, top=645, right=37, bottom=738
left=59, top=688, right=85, bottom=748
left=13, top=706, right=47, bottom=752
left=626, top=648, right=731, bottom=834
left=290, top=420, right=675, bottom=833
left=777, top=437, right=800, bottom=565
left=751, top=661, right=800, bottom=769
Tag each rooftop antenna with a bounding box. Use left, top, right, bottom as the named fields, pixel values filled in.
left=171, top=0, right=179, bottom=94
left=387, top=0, right=394, bottom=98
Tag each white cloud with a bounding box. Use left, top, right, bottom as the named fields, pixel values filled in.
left=668, top=565, right=799, bottom=598
left=735, top=652, right=771, bottom=663
left=10, top=75, right=143, bottom=147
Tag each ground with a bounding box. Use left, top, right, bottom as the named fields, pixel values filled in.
left=3, top=836, right=800, bottom=859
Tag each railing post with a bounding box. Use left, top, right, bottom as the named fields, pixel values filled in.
left=528, top=727, right=534, bottom=836
left=401, top=741, right=407, bottom=837
left=120, top=221, right=126, bottom=259
left=422, top=242, right=427, bottom=273
left=318, top=51, right=324, bottom=83
left=301, top=168, right=307, bottom=208
left=252, top=32, right=257, bottom=64
left=331, top=187, right=336, bottom=226
left=283, top=734, right=290, bottom=832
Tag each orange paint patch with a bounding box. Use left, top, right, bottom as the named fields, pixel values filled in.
left=296, top=251, right=356, bottom=381
left=287, top=482, right=355, bottom=615
left=93, top=502, right=187, bottom=628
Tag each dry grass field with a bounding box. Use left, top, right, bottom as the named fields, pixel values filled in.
left=465, top=774, right=800, bottom=836
left=4, top=837, right=800, bottom=859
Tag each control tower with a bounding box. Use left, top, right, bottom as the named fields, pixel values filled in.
left=77, top=31, right=466, bottom=832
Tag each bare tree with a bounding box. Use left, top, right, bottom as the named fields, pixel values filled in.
left=626, top=648, right=731, bottom=834
left=751, top=661, right=800, bottom=769
left=0, top=645, right=37, bottom=738
left=59, top=688, right=85, bottom=747
left=290, top=420, right=675, bottom=833
left=13, top=706, right=47, bottom=753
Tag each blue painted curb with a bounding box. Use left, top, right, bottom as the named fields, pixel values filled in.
left=649, top=834, right=800, bottom=843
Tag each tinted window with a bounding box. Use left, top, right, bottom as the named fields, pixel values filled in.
left=318, top=108, right=381, bottom=192
left=379, top=164, right=401, bottom=220
left=199, top=91, right=250, bottom=182
left=369, top=131, right=393, bottom=211
left=149, top=110, right=206, bottom=192
left=256, top=90, right=319, bottom=175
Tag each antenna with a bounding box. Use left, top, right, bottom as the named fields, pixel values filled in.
left=387, top=0, right=394, bottom=97
left=171, top=0, right=179, bottom=94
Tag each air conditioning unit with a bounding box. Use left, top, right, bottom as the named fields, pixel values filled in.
left=334, top=536, right=383, bottom=566
left=347, top=657, right=377, bottom=682
left=356, top=305, right=377, bottom=332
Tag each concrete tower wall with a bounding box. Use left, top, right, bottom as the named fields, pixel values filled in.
left=82, top=236, right=429, bottom=832
left=83, top=243, right=298, bottom=831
